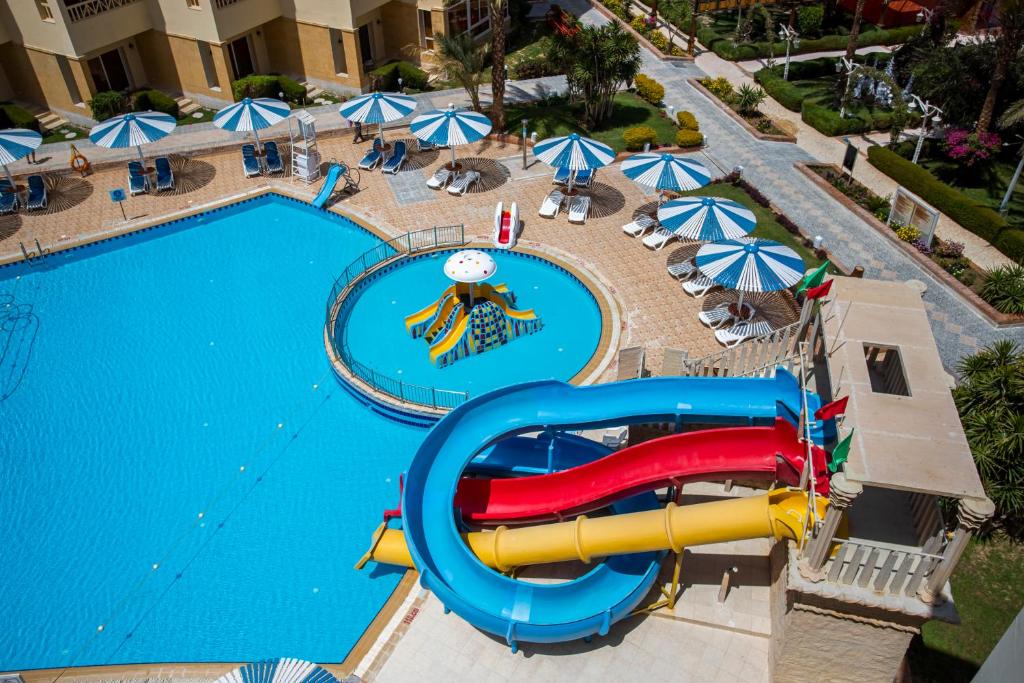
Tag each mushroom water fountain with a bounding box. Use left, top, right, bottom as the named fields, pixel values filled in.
left=404, top=250, right=543, bottom=367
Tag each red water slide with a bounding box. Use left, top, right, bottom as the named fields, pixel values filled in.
left=454, top=419, right=829, bottom=524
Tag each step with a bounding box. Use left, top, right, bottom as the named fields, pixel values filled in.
left=173, top=96, right=202, bottom=116
left=36, top=113, right=69, bottom=132
left=300, top=81, right=324, bottom=98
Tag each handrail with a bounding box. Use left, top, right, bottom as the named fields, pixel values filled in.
left=325, top=224, right=468, bottom=411
left=65, top=0, right=142, bottom=22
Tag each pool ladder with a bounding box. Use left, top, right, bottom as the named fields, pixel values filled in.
left=19, top=239, right=49, bottom=262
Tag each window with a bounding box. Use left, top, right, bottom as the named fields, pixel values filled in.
left=36, top=0, right=55, bottom=22
left=863, top=344, right=910, bottom=397
left=444, top=0, right=508, bottom=39
left=418, top=9, right=434, bottom=49
left=358, top=24, right=373, bottom=66
left=87, top=48, right=131, bottom=93
left=186, top=0, right=201, bottom=8
left=228, top=35, right=256, bottom=79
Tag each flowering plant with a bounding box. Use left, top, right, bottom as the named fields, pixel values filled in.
left=943, top=128, right=1001, bottom=166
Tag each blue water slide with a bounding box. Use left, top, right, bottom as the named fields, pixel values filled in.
left=312, top=164, right=344, bottom=209
left=467, top=432, right=612, bottom=476
left=400, top=369, right=824, bottom=650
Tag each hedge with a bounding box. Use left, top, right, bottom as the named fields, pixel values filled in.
left=634, top=74, right=665, bottom=105
left=0, top=102, right=41, bottom=132
left=754, top=69, right=805, bottom=112
left=676, top=110, right=699, bottom=131
left=232, top=74, right=305, bottom=103
left=697, top=24, right=920, bottom=62
left=89, top=91, right=127, bottom=121
left=866, top=145, right=1008, bottom=246
left=370, top=61, right=429, bottom=92
left=133, top=89, right=179, bottom=119
left=623, top=125, right=658, bottom=151
left=996, top=230, right=1024, bottom=264
left=801, top=101, right=872, bottom=136
left=676, top=128, right=703, bottom=147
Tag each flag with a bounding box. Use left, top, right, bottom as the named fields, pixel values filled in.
left=828, top=430, right=854, bottom=474
left=797, top=261, right=830, bottom=294
left=805, top=279, right=833, bottom=300
left=814, top=395, right=848, bottom=421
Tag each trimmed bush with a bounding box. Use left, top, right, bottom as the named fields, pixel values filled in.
left=623, top=125, right=658, bottom=151
left=754, top=69, right=805, bottom=112
left=232, top=74, right=305, bottom=103
left=89, top=91, right=127, bottom=121
left=867, top=145, right=1008, bottom=246
left=676, top=110, right=699, bottom=131
left=634, top=74, right=665, bottom=106
left=797, top=5, right=824, bottom=36
left=132, top=89, right=179, bottom=119
left=0, top=102, right=41, bottom=132
left=695, top=23, right=919, bottom=62
left=996, top=230, right=1024, bottom=264
left=370, top=60, right=429, bottom=91
left=675, top=128, right=703, bottom=148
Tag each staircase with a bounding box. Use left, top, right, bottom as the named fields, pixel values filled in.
left=24, top=104, right=69, bottom=133
left=300, top=81, right=325, bottom=100
left=173, top=95, right=201, bottom=117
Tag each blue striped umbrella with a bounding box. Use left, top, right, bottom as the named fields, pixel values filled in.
left=215, top=658, right=339, bottom=683
left=657, top=196, right=756, bottom=242
left=89, top=111, right=177, bottom=165
left=0, top=128, right=42, bottom=186
left=533, top=133, right=615, bottom=192
left=410, top=105, right=493, bottom=169
left=696, top=237, right=805, bottom=311
left=339, top=92, right=417, bottom=147
left=213, top=97, right=290, bottom=153
left=621, top=152, right=711, bottom=198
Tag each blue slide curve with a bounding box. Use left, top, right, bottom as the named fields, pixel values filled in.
left=400, top=369, right=822, bottom=650
left=312, top=164, right=344, bottom=209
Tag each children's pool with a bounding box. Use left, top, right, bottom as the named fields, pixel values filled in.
left=0, top=195, right=425, bottom=669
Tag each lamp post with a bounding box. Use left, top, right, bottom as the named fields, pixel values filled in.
left=906, top=95, right=943, bottom=164
left=1000, top=138, right=1024, bottom=214
left=835, top=56, right=860, bottom=119
left=521, top=118, right=529, bottom=170
left=778, top=25, right=800, bottom=81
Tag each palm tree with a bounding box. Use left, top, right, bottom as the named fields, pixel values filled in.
left=844, top=0, right=867, bottom=62
left=552, top=23, right=642, bottom=129
left=489, top=0, right=508, bottom=133
left=427, top=32, right=490, bottom=112
left=977, top=0, right=1024, bottom=134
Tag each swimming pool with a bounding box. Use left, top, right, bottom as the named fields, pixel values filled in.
left=0, top=195, right=424, bottom=669
left=336, top=249, right=603, bottom=398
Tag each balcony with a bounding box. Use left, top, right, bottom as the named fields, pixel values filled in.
left=214, top=0, right=247, bottom=7
left=63, top=0, right=143, bottom=23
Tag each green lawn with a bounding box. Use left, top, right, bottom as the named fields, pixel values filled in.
left=176, top=107, right=215, bottom=126
left=42, top=125, right=87, bottom=144
left=508, top=92, right=677, bottom=152
left=912, top=151, right=1024, bottom=231
left=678, top=183, right=826, bottom=269
left=908, top=536, right=1024, bottom=681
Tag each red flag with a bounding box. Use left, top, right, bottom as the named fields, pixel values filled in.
left=805, top=279, right=833, bottom=300
left=814, top=396, right=849, bottom=421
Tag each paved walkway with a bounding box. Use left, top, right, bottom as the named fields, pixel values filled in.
left=566, top=0, right=1021, bottom=368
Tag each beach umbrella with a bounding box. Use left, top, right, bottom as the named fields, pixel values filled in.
left=621, top=152, right=711, bottom=199
left=695, top=237, right=805, bottom=312
left=213, top=97, right=290, bottom=154
left=532, top=133, right=615, bottom=193
left=89, top=111, right=177, bottom=166
left=339, top=91, right=417, bottom=147
left=0, top=128, right=42, bottom=187
left=215, top=658, right=339, bottom=683
left=657, top=196, right=756, bottom=242
left=410, top=105, right=493, bottom=170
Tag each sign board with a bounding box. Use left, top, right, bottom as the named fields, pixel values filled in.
left=888, top=186, right=940, bottom=246
left=842, top=138, right=857, bottom=174
left=109, top=188, right=126, bottom=203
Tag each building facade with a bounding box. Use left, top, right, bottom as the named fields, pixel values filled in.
left=0, top=0, right=499, bottom=124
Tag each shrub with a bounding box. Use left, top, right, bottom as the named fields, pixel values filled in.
left=996, top=230, right=1024, bottom=263
left=700, top=77, right=735, bottom=102
left=676, top=110, right=699, bottom=131
left=648, top=30, right=670, bottom=52
left=232, top=74, right=305, bottom=103
left=866, top=146, right=1008, bottom=245
left=0, top=103, right=41, bottom=132
left=938, top=256, right=970, bottom=278
left=801, top=101, right=870, bottom=136
left=943, top=128, right=1002, bottom=167
left=981, top=265, right=1024, bottom=315
left=675, top=128, right=703, bottom=147
left=89, top=91, right=127, bottom=121
left=603, top=0, right=626, bottom=16
left=623, top=125, right=658, bottom=150
left=935, top=240, right=966, bottom=259
left=132, top=89, right=179, bottom=119
left=370, top=60, right=429, bottom=92
left=894, top=224, right=922, bottom=242
left=797, top=5, right=825, bottom=36
left=735, top=83, right=767, bottom=114
left=754, top=69, right=805, bottom=112
left=634, top=74, right=665, bottom=105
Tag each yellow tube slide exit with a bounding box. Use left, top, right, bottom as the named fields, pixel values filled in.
left=357, top=488, right=827, bottom=572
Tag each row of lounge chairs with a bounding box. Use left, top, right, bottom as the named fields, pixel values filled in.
left=622, top=213, right=682, bottom=251
left=242, top=142, right=284, bottom=178
left=552, top=167, right=595, bottom=188
left=539, top=189, right=590, bottom=223
left=426, top=168, right=481, bottom=195
left=358, top=139, right=410, bottom=174
left=0, top=175, right=47, bottom=214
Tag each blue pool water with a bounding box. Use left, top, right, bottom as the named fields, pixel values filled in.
left=338, top=250, right=602, bottom=396
left=0, top=195, right=425, bottom=669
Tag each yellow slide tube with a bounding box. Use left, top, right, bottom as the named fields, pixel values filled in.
left=357, top=488, right=826, bottom=572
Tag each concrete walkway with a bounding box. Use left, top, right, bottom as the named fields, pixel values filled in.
left=567, top=0, right=1021, bottom=369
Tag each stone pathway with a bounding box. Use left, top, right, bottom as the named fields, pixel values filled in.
left=566, top=0, right=1021, bottom=368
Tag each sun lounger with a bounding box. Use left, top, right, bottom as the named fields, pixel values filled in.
left=447, top=170, right=480, bottom=195
left=242, top=144, right=262, bottom=177
left=642, top=227, right=676, bottom=250
left=661, top=347, right=687, bottom=376
left=623, top=214, right=657, bottom=237
left=539, top=190, right=564, bottom=218
left=382, top=140, right=407, bottom=175
left=698, top=304, right=736, bottom=329
left=715, top=320, right=774, bottom=348
left=0, top=179, right=18, bottom=215
left=154, top=157, right=174, bottom=191
left=574, top=168, right=594, bottom=188
left=568, top=195, right=591, bottom=223
left=427, top=167, right=454, bottom=189
left=417, top=139, right=435, bottom=152
left=552, top=167, right=570, bottom=185
left=666, top=260, right=698, bottom=280
left=25, top=175, right=47, bottom=211
left=128, top=161, right=149, bottom=195
left=682, top=275, right=720, bottom=298
left=358, top=141, right=384, bottom=170
left=264, top=142, right=284, bottom=175
left=616, top=346, right=647, bottom=380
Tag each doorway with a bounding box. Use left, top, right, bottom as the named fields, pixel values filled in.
left=228, top=35, right=256, bottom=79
left=87, top=48, right=130, bottom=93
left=358, top=24, right=373, bottom=67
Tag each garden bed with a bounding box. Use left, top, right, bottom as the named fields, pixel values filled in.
left=589, top=0, right=692, bottom=60
left=798, top=162, right=1024, bottom=327
left=690, top=78, right=796, bottom=143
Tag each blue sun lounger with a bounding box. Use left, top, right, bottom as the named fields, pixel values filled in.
left=154, top=157, right=174, bottom=192
left=574, top=168, right=595, bottom=187
left=128, top=161, right=149, bottom=195
left=242, top=144, right=262, bottom=177
left=26, top=175, right=47, bottom=210
left=552, top=167, right=570, bottom=185
left=358, top=140, right=384, bottom=170
left=264, top=141, right=284, bottom=174
left=381, top=140, right=407, bottom=174
left=0, top=179, right=18, bottom=214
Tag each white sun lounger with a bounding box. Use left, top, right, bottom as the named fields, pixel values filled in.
left=715, top=320, right=774, bottom=348
left=666, top=260, right=698, bottom=280
left=427, top=167, right=454, bottom=189
left=568, top=195, right=591, bottom=223
left=642, top=228, right=676, bottom=250
left=448, top=171, right=480, bottom=195
left=539, top=190, right=565, bottom=218
left=698, top=304, right=736, bottom=329
left=623, top=214, right=657, bottom=237
left=682, top=275, right=720, bottom=298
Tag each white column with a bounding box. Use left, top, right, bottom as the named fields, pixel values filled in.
left=798, top=473, right=862, bottom=581
left=918, top=496, right=995, bottom=604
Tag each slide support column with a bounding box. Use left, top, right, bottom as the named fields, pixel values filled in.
left=798, top=473, right=861, bottom=580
